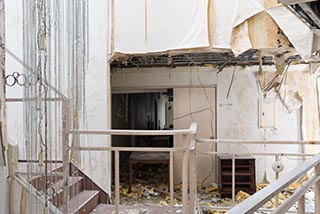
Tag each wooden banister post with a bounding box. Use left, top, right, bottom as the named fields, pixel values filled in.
left=315, top=163, right=320, bottom=214
left=189, top=149, right=196, bottom=213
left=62, top=99, right=70, bottom=213
left=170, top=151, right=174, bottom=214
left=182, top=134, right=189, bottom=214
left=115, top=150, right=120, bottom=214
left=7, top=144, right=18, bottom=177
left=298, top=195, right=305, bottom=214
left=232, top=154, right=236, bottom=205
left=275, top=155, right=280, bottom=208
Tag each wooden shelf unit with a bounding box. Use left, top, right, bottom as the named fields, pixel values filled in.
left=218, top=155, right=256, bottom=198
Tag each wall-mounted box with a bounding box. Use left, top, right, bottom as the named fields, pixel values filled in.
left=258, top=99, right=276, bottom=128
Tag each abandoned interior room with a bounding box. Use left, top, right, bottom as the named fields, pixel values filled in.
left=1, top=0, right=320, bottom=213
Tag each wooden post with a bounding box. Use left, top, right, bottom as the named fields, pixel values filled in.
left=182, top=134, right=189, bottom=214
left=7, top=144, right=18, bottom=177
left=275, top=155, right=280, bottom=208
left=170, top=151, right=174, bottom=214
left=62, top=100, right=70, bottom=213
left=189, top=150, right=196, bottom=213
left=315, top=163, right=320, bottom=214
left=232, top=154, right=236, bottom=205
left=298, top=195, right=305, bottom=214
left=115, top=150, right=120, bottom=214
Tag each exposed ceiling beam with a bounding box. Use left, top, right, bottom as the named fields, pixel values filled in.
left=299, top=2, right=320, bottom=28
left=280, top=0, right=319, bottom=5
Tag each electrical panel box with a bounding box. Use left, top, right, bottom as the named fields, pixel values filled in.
left=259, top=99, right=275, bottom=128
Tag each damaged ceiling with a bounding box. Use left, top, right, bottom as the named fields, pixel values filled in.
left=110, top=50, right=300, bottom=69
left=280, top=0, right=320, bottom=34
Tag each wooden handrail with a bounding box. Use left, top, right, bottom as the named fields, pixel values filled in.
left=197, top=139, right=320, bottom=145
left=271, top=175, right=320, bottom=214
left=226, top=152, right=320, bottom=214
left=69, top=122, right=197, bottom=136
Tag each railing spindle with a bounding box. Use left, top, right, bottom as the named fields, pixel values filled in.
left=170, top=151, right=174, bottom=214
left=115, top=150, right=120, bottom=214
left=298, top=195, right=305, bottom=214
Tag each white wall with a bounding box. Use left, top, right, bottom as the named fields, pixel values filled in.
left=4, top=0, right=23, bottom=156
left=174, top=87, right=216, bottom=185
left=80, top=0, right=111, bottom=194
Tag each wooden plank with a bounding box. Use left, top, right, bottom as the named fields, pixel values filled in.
left=115, top=151, right=120, bottom=214
left=226, top=152, right=320, bottom=214
left=170, top=151, right=174, bottom=214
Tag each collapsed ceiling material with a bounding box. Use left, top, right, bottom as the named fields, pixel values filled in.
left=111, top=50, right=300, bottom=69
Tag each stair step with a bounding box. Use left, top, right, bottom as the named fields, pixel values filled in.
left=59, top=190, right=99, bottom=214
left=31, top=175, right=62, bottom=191
left=50, top=176, right=84, bottom=207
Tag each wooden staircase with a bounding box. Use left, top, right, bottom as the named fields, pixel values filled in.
left=29, top=163, right=110, bottom=214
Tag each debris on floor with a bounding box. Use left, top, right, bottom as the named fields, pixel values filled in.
left=113, top=163, right=315, bottom=214
left=235, top=190, right=250, bottom=202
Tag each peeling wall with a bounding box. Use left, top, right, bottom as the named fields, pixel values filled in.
left=112, top=65, right=320, bottom=185
left=218, top=65, right=319, bottom=183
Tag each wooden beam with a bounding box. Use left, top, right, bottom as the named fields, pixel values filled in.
left=279, top=0, right=319, bottom=5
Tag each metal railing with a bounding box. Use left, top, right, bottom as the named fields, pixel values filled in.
left=69, top=123, right=197, bottom=214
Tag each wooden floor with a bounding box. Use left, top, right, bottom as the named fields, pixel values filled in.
left=91, top=204, right=183, bottom=214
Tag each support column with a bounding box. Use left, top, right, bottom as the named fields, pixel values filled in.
left=83, top=0, right=111, bottom=194
left=0, top=1, right=6, bottom=214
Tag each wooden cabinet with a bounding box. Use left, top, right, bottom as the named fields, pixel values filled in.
left=218, top=155, right=256, bottom=198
